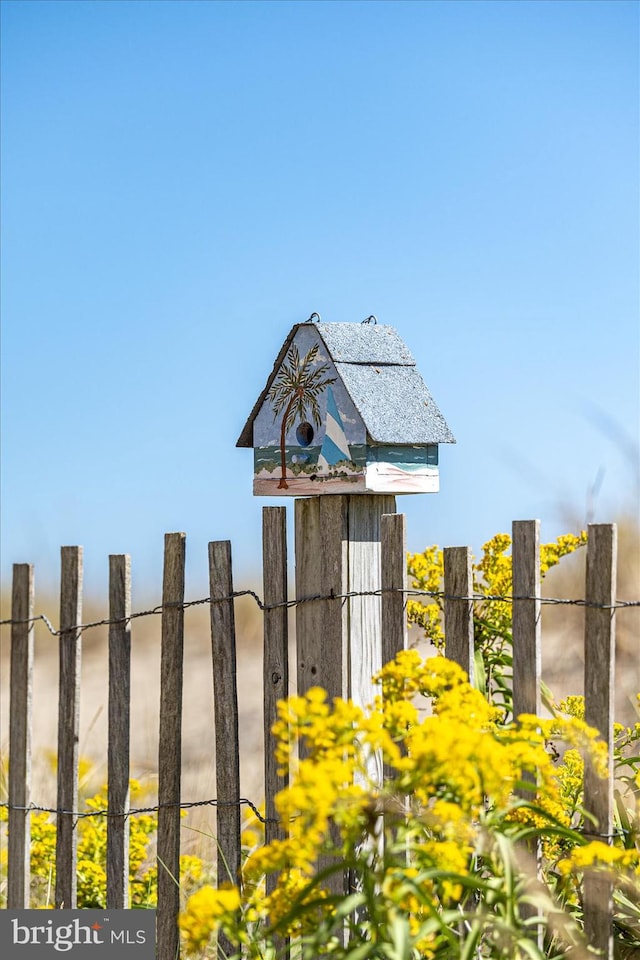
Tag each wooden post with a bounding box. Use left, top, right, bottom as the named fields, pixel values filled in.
left=512, top=520, right=541, bottom=720
left=295, top=496, right=347, bottom=898
left=443, top=546, right=474, bottom=684
left=262, top=507, right=289, bottom=852
left=295, top=496, right=348, bottom=705
left=107, top=554, right=132, bottom=909
left=157, top=533, right=186, bottom=960
left=347, top=496, right=397, bottom=715
left=55, top=546, right=83, bottom=909
left=295, top=494, right=395, bottom=898
left=583, top=523, right=616, bottom=960
left=295, top=495, right=395, bottom=709
left=8, top=563, right=34, bottom=908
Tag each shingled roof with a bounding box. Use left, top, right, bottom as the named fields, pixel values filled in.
left=236, top=321, right=456, bottom=448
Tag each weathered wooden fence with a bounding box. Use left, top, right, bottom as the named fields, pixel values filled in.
left=2, top=507, right=623, bottom=959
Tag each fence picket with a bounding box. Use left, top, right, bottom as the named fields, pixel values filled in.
left=443, top=546, right=474, bottom=684
left=107, top=554, right=132, bottom=909
left=583, top=523, right=617, bottom=960
left=512, top=520, right=542, bottom=943
left=157, top=533, right=186, bottom=960
left=381, top=513, right=407, bottom=668
left=209, top=540, right=241, bottom=958
left=512, top=519, right=541, bottom=719
left=8, top=563, right=34, bottom=908
left=381, top=514, right=407, bottom=789
left=262, top=508, right=289, bottom=957
left=55, top=546, right=83, bottom=909
left=262, top=508, right=289, bottom=852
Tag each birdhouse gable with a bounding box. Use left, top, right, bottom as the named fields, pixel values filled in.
left=237, top=320, right=455, bottom=496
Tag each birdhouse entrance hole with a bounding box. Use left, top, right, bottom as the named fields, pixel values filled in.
left=296, top=422, right=314, bottom=447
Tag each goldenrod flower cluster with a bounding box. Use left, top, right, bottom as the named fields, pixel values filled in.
left=178, top=885, right=241, bottom=954
left=558, top=840, right=639, bottom=877
left=180, top=650, right=640, bottom=958
left=407, top=530, right=588, bottom=717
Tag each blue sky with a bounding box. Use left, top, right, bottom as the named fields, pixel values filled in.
left=1, top=0, right=638, bottom=599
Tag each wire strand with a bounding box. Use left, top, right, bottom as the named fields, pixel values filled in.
left=0, top=797, right=275, bottom=824
left=2, top=587, right=638, bottom=637
left=0, top=799, right=630, bottom=841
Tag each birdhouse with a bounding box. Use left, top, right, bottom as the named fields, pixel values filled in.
left=237, top=318, right=455, bottom=496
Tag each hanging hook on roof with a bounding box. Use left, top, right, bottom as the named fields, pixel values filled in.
left=306, top=312, right=321, bottom=323
left=362, top=315, right=378, bottom=325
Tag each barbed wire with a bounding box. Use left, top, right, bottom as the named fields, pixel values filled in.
left=3, top=583, right=636, bottom=881
left=0, top=798, right=630, bottom=841
left=1, top=587, right=638, bottom=638
left=0, top=797, right=274, bottom=824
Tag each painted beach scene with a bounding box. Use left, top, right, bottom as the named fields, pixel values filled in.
left=254, top=378, right=369, bottom=495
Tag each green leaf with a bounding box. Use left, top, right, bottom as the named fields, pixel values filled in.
left=385, top=914, right=411, bottom=960
left=614, top=788, right=634, bottom=849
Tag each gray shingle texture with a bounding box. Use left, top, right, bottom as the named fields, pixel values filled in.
left=314, top=322, right=415, bottom=365
left=237, top=321, right=455, bottom=447
left=336, top=363, right=455, bottom=444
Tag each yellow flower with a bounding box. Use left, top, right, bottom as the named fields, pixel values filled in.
left=558, top=841, right=640, bottom=877
left=558, top=695, right=585, bottom=720
left=175, top=641, right=632, bottom=957
left=179, top=885, right=241, bottom=954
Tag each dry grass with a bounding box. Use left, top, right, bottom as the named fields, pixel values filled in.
left=541, top=515, right=639, bottom=725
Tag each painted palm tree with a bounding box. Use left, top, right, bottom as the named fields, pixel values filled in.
left=268, top=342, right=336, bottom=489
